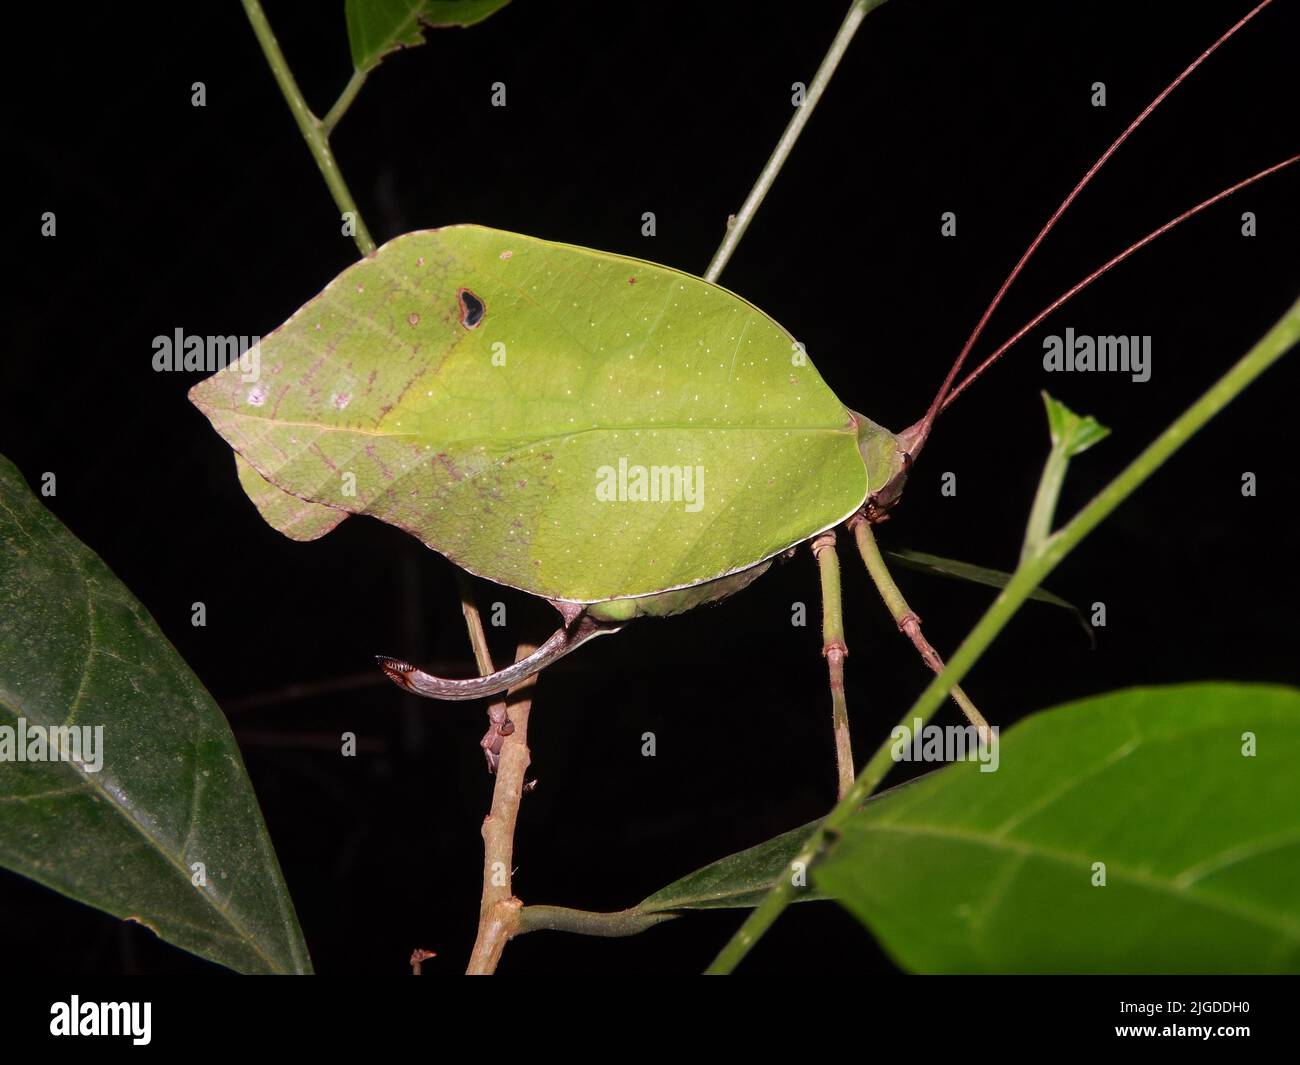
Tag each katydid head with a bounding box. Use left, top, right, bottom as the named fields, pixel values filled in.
left=849, top=409, right=912, bottom=522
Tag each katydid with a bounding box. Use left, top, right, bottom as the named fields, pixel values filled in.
left=189, top=1, right=1295, bottom=778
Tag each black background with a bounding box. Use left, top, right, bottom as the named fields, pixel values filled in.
left=5, top=0, right=1298, bottom=976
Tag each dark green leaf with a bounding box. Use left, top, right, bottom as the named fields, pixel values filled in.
left=346, top=0, right=512, bottom=73
left=637, top=781, right=919, bottom=912
left=639, top=821, right=826, bottom=912
left=0, top=455, right=311, bottom=974
left=816, top=683, right=1300, bottom=973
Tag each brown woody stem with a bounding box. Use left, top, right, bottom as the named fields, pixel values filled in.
left=465, top=642, right=539, bottom=975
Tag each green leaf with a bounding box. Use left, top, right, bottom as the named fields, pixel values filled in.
left=640, top=821, right=826, bottom=912
left=815, top=683, right=1300, bottom=973
left=190, top=226, right=870, bottom=602
left=1041, top=390, right=1110, bottom=458
left=0, top=455, right=312, bottom=974
left=513, top=820, right=832, bottom=938
left=885, top=548, right=1092, bottom=643
left=346, top=0, right=512, bottom=73
left=637, top=782, right=920, bottom=912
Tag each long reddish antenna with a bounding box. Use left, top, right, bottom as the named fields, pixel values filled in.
left=903, top=0, right=1275, bottom=457
left=939, top=153, right=1299, bottom=412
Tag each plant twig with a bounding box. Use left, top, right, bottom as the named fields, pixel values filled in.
left=323, top=69, right=368, bottom=133
left=456, top=573, right=515, bottom=771
left=1021, top=445, right=1070, bottom=562
left=240, top=0, right=377, bottom=255
left=704, top=0, right=888, bottom=283
left=517, top=905, right=676, bottom=937
left=811, top=532, right=854, bottom=799
left=465, top=641, right=539, bottom=974
left=850, top=518, right=991, bottom=743
left=706, top=298, right=1300, bottom=973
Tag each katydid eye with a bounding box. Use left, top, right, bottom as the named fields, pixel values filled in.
left=457, top=288, right=485, bottom=329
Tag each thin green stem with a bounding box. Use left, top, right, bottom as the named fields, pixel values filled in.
left=240, top=0, right=376, bottom=256
left=323, top=68, right=368, bottom=134
left=813, top=533, right=854, bottom=800
left=706, top=298, right=1300, bottom=974
left=1043, top=301, right=1297, bottom=561
left=517, top=905, right=676, bottom=938
left=1021, top=445, right=1068, bottom=563
left=704, top=0, right=888, bottom=283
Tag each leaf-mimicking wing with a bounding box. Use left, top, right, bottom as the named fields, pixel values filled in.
left=190, top=226, right=868, bottom=601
